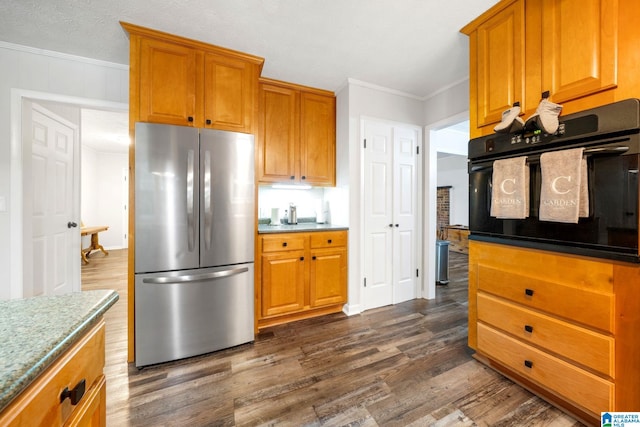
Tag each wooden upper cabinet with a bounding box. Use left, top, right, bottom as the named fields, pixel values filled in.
left=123, top=22, right=263, bottom=133
left=540, top=0, right=618, bottom=104
left=257, top=83, right=299, bottom=182
left=462, top=0, right=626, bottom=138
left=203, top=52, right=256, bottom=132
left=300, top=92, right=336, bottom=185
left=257, top=78, right=336, bottom=186
left=466, top=0, right=525, bottom=129
left=138, top=37, right=198, bottom=126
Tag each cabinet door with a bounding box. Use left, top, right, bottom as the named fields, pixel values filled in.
left=203, top=52, right=255, bottom=133
left=257, top=84, right=299, bottom=183
left=300, top=92, right=336, bottom=186
left=261, top=250, right=305, bottom=316
left=139, top=38, right=198, bottom=126
left=541, top=0, right=617, bottom=104
left=309, top=247, right=347, bottom=307
left=473, top=0, right=525, bottom=128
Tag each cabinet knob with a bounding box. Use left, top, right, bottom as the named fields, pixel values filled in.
left=312, top=256, right=317, bottom=260
left=524, top=325, right=534, bottom=333
left=395, top=224, right=399, bottom=227
left=187, top=116, right=194, bottom=122
left=328, top=239, right=332, bottom=244
left=389, top=224, right=393, bottom=228
left=525, top=288, right=534, bottom=297
left=206, top=119, right=212, bottom=125
left=524, top=360, right=533, bottom=369
left=282, top=242, right=287, bottom=247
left=290, top=176, right=295, bottom=180
left=301, top=176, right=306, bottom=180
left=300, top=256, right=305, bottom=261
left=60, top=378, right=86, bottom=405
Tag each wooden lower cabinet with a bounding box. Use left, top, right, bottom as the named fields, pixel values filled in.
left=257, top=230, right=347, bottom=329
left=0, top=321, right=107, bottom=427
left=469, top=240, right=640, bottom=425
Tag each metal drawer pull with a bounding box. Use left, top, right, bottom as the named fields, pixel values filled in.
left=525, top=288, right=534, bottom=297
left=524, top=325, right=534, bottom=333
left=60, top=378, right=86, bottom=405
left=524, top=360, right=533, bottom=369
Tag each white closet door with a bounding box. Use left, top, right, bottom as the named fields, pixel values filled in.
left=393, top=127, right=418, bottom=304
left=363, top=119, right=419, bottom=310
left=363, top=120, right=393, bottom=310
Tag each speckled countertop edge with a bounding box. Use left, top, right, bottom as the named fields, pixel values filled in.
left=0, top=289, right=119, bottom=413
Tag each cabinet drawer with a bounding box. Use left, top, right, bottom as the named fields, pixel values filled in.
left=477, top=293, right=614, bottom=377
left=309, top=231, right=347, bottom=248
left=477, top=323, right=613, bottom=415
left=477, top=264, right=613, bottom=332
left=0, top=321, right=105, bottom=427
left=261, top=235, right=306, bottom=252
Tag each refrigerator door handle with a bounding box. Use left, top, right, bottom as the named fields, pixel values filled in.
left=142, top=266, right=249, bottom=284
left=187, top=149, right=196, bottom=252
left=203, top=150, right=212, bottom=250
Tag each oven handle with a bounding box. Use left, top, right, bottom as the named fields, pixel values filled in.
left=469, top=145, right=630, bottom=171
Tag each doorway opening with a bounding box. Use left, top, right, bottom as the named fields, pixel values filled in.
left=10, top=88, right=127, bottom=298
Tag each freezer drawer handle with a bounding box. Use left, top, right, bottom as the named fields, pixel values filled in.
left=142, top=267, right=249, bottom=284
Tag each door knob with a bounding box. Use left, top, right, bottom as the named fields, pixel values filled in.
left=67, top=221, right=78, bottom=228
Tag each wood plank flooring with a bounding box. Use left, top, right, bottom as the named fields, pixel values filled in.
left=81, top=249, right=584, bottom=426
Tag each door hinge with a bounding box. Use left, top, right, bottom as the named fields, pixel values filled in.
left=364, top=138, right=367, bottom=149
left=416, top=146, right=420, bottom=155
left=364, top=277, right=367, bottom=287
left=416, top=269, right=419, bottom=277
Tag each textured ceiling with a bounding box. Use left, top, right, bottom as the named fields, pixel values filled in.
left=0, top=0, right=499, bottom=98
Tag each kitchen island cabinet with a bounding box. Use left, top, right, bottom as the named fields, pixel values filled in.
left=0, top=290, right=119, bottom=427
left=256, top=229, right=347, bottom=329
left=122, top=22, right=264, bottom=133
left=257, top=78, right=336, bottom=186
left=468, top=240, right=640, bottom=425
left=462, top=0, right=639, bottom=138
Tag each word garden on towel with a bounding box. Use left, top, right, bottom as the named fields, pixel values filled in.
left=539, top=148, right=588, bottom=223
left=490, top=156, right=529, bottom=219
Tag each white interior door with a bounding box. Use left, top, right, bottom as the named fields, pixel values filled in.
left=22, top=101, right=80, bottom=297
left=363, top=119, right=420, bottom=310
left=393, top=127, right=418, bottom=304
left=363, top=120, right=393, bottom=310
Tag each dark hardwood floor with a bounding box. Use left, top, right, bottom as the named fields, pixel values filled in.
left=82, top=249, right=583, bottom=426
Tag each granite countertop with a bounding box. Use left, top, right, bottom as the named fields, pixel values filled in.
left=258, top=222, right=349, bottom=234
left=0, top=289, right=119, bottom=413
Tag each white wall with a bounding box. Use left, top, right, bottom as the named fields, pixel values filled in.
left=437, top=155, right=469, bottom=226
left=1, top=42, right=128, bottom=299
left=81, top=146, right=128, bottom=250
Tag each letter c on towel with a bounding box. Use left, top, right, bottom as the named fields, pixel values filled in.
left=551, top=176, right=572, bottom=194
left=500, top=178, right=517, bottom=195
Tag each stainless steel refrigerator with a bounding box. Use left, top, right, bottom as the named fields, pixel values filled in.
left=134, top=122, right=255, bottom=367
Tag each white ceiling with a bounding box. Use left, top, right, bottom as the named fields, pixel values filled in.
left=1, top=0, right=498, bottom=98
left=4, top=1, right=496, bottom=153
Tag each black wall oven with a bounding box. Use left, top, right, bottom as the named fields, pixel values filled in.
left=468, top=99, right=640, bottom=263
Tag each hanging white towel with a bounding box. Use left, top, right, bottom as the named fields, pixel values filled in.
left=539, top=148, right=588, bottom=223
left=490, top=156, right=529, bottom=219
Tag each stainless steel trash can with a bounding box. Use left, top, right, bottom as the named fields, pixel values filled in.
left=436, top=240, right=449, bottom=285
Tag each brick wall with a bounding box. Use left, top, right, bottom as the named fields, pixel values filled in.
left=437, top=186, right=451, bottom=240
